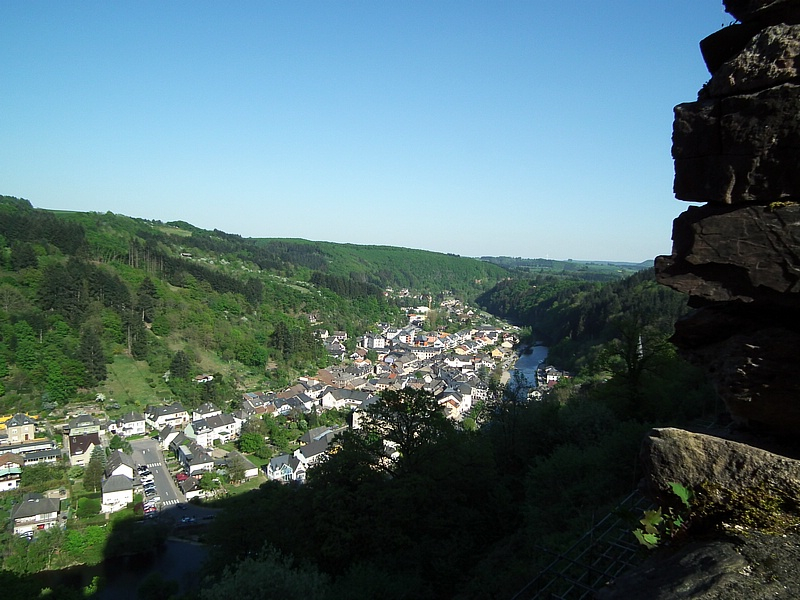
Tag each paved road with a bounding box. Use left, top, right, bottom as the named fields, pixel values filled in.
left=130, top=438, right=185, bottom=507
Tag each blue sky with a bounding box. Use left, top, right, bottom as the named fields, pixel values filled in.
left=1, top=1, right=729, bottom=262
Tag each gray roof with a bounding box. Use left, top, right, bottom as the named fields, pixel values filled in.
left=106, top=449, right=135, bottom=476
left=206, top=413, right=235, bottom=429
left=226, top=451, right=256, bottom=471
left=11, top=493, right=60, bottom=519
left=147, top=401, right=187, bottom=418
left=7, top=413, right=36, bottom=427
left=119, top=411, right=144, bottom=424
left=22, top=449, right=62, bottom=463
left=102, top=474, right=133, bottom=493
left=68, top=414, right=99, bottom=429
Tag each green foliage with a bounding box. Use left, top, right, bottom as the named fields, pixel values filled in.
left=76, top=496, right=101, bottom=518
left=238, top=432, right=266, bottom=455
left=62, top=526, right=107, bottom=565
left=77, top=328, right=107, bottom=386
left=477, top=268, right=690, bottom=372
left=200, top=545, right=330, bottom=600
left=633, top=482, right=691, bottom=549
left=83, top=447, right=105, bottom=493
left=109, top=434, right=132, bottom=454
left=137, top=572, right=180, bottom=600
left=20, top=462, right=67, bottom=493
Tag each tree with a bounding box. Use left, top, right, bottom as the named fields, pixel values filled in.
left=109, top=434, right=132, bottom=454
left=199, top=471, right=219, bottom=492
left=332, top=388, right=455, bottom=477
left=227, top=453, right=246, bottom=484
left=45, top=362, right=72, bottom=405
left=169, top=350, right=192, bottom=381
left=238, top=432, right=266, bottom=455
left=78, top=328, right=107, bottom=386
left=199, top=545, right=329, bottom=600
left=137, top=572, right=179, bottom=600
left=83, top=446, right=105, bottom=492
left=10, top=241, right=37, bottom=271
left=135, top=277, right=158, bottom=323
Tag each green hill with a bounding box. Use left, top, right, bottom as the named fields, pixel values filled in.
left=0, top=195, right=510, bottom=417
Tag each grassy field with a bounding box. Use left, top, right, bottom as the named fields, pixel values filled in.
left=98, top=355, right=172, bottom=414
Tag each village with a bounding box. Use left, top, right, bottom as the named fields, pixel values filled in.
left=0, top=298, right=570, bottom=538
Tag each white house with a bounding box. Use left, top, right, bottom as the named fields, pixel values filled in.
left=192, top=402, right=222, bottom=422
left=101, top=475, right=134, bottom=514
left=145, top=402, right=189, bottom=430
left=266, top=454, right=306, bottom=483
left=12, top=493, right=61, bottom=536
left=105, top=450, right=136, bottom=480
left=0, top=463, right=21, bottom=491
left=110, top=412, right=146, bottom=438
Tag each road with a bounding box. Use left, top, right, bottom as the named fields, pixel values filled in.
left=130, top=437, right=184, bottom=507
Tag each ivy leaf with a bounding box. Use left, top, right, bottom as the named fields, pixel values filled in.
left=668, top=482, right=691, bottom=508
left=633, top=528, right=660, bottom=549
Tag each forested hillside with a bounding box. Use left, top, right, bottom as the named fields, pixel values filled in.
left=0, top=195, right=509, bottom=416
left=477, top=268, right=691, bottom=371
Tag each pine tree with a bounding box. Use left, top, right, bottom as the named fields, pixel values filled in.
left=83, top=446, right=106, bottom=493
left=78, top=329, right=107, bottom=386
left=169, top=350, right=192, bottom=380
left=135, top=277, right=158, bottom=323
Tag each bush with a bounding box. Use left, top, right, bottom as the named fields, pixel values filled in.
left=76, top=497, right=101, bottom=518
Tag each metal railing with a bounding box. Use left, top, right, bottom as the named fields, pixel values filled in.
left=511, top=491, right=652, bottom=600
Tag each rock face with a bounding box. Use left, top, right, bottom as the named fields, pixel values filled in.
left=640, top=428, right=800, bottom=500
left=656, top=0, right=800, bottom=434
left=597, top=427, right=800, bottom=599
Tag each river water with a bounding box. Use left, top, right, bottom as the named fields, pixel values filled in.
left=96, top=539, right=207, bottom=599
left=32, top=539, right=208, bottom=599
left=511, top=345, right=549, bottom=389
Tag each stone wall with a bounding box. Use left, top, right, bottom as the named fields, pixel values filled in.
left=655, top=0, right=800, bottom=435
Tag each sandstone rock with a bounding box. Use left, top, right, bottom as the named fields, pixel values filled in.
left=672, top=321, right=800, bottom=433
left=597, top=532, right=800, bottom=600
left=700, top=23, right=761, bottom=76
left=724, top=0, right=800, bottom=26
left=707, top=24, right=800, bottom=96
left=641, top=428, right=800, bottom=499
left=656, top=202, right=800, bottom=303
left=673, top=84, right=800, bottom=203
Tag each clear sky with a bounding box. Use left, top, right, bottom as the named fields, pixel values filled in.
left=1, top=1, right=730, bottom=262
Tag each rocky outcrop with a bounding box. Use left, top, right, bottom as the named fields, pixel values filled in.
left=597, top=427, right=800, bottom=599
left=596, top=532, right=800, bottom=600
left=640, top=428, right=800, bottom=500
left=656, top=0, right=800, bottom=434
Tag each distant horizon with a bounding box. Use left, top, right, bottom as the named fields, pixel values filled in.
left=2, top=1, right=725, bottom=263
left=34, top=199, right=656, bottom=265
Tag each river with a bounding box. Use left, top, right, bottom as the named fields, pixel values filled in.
left=96, top=539, right=207, bottom=599
left=31, top=539, right=208, bottom=599
left=510, top=345, right=549, bottom=389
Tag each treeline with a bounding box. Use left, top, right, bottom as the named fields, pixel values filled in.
left=309, top=271, right=384, bottom=300
left=0, top=196, right=87, bottom=256
left=480, top=255, right=648, bottom=280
